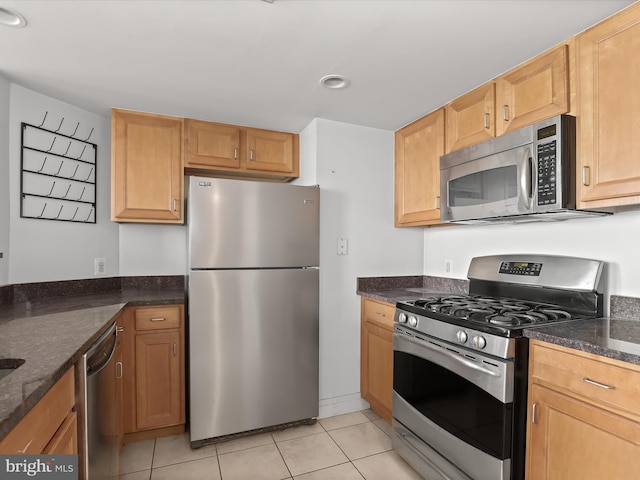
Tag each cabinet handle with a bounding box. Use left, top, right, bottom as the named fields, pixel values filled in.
left=483, top=112, right=490, bottom=129
left=375, top=312, right=386, bottom=317
left=173, top=342, right=177, bottom=357
left=250, top=149, right=255, bottom=161
left=435, top=196, right=440, bottom=210
left=173, top=199, right=178, bottom=212
left=233, top=147, right=238, bottom=159
left=150, top=317, right=166, bottom=322
left=116, top=361, right=123, bottom=379
left=503, top=105, right=509, bottom=122
left=531, top=402, right=539, bottom=424
left=116, top=326, right=124, bottom=333
left=582, top=166, right=590, bottom=186
left=583, top=377, right=615, bottom=390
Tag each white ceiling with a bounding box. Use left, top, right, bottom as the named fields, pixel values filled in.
left=0, top=0, right=635, bottom=133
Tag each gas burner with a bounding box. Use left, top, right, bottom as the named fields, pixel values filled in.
left=536, top=308, right=571, bottom=320
left=402, top=293, right=580, bottom=333
left=487, top=314, right=523, bottom=326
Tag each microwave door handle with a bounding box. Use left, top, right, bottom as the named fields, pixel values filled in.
left=526, top=155, right=533, bottom=200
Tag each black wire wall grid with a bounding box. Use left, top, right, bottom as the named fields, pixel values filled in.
left=20, top=112, right=97, bottom=223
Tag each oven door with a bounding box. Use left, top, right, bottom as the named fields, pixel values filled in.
left=392, top=326, right=513, bottom=480
left=440, top=144, right=533, bottom=222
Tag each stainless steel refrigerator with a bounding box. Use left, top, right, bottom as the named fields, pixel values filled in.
left=187, top=176, right=320, bottom=447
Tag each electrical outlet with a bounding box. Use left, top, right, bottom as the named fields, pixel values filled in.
left=94, top=257, right=107, bottom=276
left=445, top=259, right=453, bottom=274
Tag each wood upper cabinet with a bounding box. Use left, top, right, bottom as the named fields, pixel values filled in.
left=184, top=119, right=240, bottom=169
left=395, top=108, right=445, bottom=226
left=446, top=44, right=569, bottom=153
left=360, top=297, right=395, bottom=422
left=121, top=304, right=185, bottom=437
left=497, top=44, right=569, bottom=135
left=0, top=367, right=76, bottom=454
left=246, top=128, right=297, bottom=175
left=184, top=119, right=299, bottom=179
left=576, top=2, right=640, bottom=209
left=446, top=82, right=495, bottom=153
left=525, top=340, right=640, bottom=479
left=111, top=109, right=184, bottom=223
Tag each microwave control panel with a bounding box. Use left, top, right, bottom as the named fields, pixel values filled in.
left=537, top=140, right=557, bottom=205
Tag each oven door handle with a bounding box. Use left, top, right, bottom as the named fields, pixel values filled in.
left=399, top=332, right=501, bottom=378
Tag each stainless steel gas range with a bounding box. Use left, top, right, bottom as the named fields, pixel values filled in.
left=392, top=254, right=606, bottom=480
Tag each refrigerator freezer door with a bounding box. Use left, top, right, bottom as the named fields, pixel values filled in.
left=189, top=177, right=319, bottom=269
left=189, top=268, right=319, bottom=442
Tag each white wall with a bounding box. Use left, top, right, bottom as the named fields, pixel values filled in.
left=423, top=210, right=640, bottom=311
left=7, top=85, right=119, bottom=284
left=0, top=74, right=10, bottom=285
left=0, top=75, right=11, bottom=286
left=118, top=223, right=187, bottom=276
left=301, top=118, right=424, bottom=416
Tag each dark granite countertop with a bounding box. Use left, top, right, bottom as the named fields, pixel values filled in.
left=524, top=317, right=640, bottom=366
left=357, top=275, right=468, bottom=304
left=0, top=282, right=184, bottom=441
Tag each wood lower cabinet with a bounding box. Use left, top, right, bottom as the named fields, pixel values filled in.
left=0, top=367, right=77, bottom=454
left=360, top=297, right=395, bottom=422
left=121, top=304, right=185, bottom=442
left=395, top=108, right=445, bottom=227
left=526, top=340, right=640, bottom=479
left=111, top=109, right=184, bottom=224
left=576, top=2, right=640, bottom=209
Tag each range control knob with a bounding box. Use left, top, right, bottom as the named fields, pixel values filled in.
left=472, top=336, right=487, bottom=349
left=408, top=316, right=418, bottom=328
left=456, top=330, right=468, bottom=344
left=398, top=313, right=407, bottom=324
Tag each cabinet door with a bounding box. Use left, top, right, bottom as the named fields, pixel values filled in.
left=135, top=330, right=184, bottom=430
left=577, top=3, right=640, bottom=209
left=43, top=412, right=78, bottom=455
left=395, top=108, right=445, bottom=226
left=360, top=299, right=394, bottom=422
left=497, top=45, right=569, bottom=135
left=184, top=119, right=241, bottom=169
left=526, top=384, right=640, bottom=480
left=446, top=82, right=495, bottom=152
left=120, top=309, right=137, bottom=434
left=111, top=109, right=184, bottom=223
left=245, top=128, right=298, bottom=175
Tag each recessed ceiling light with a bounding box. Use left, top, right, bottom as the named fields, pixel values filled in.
left=319, top=75, right=350, bottom=90
left=0, top=6, right=27, bottom=28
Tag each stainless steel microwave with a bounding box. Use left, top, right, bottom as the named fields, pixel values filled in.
left=439, top=115, right=608, bottom=223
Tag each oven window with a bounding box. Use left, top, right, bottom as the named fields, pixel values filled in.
left=394, top=350, right=512, bottom=459
left=448, top=165, right=517, bottom=207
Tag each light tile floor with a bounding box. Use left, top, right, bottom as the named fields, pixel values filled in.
left=119, top=410, right=423, bottom=480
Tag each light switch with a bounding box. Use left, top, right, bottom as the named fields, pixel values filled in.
left=337, top=238, right=348, bottom=255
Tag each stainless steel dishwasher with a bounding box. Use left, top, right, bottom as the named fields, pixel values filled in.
left=80, top=320, right=119, bottom=480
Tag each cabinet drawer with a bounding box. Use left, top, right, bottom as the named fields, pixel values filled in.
left=135, top=306, right=182, bottom=331
left=362, top=298, right=395, bottom=330
left=530, top=341, right=640, bottom=416
left=0, top=367, right=75, bottom=453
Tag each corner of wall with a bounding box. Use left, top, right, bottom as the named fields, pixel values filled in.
left=0, top=73, right=10, bottom=285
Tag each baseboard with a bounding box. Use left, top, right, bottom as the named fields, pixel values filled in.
left=318, top=392, right=370, bottom=419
